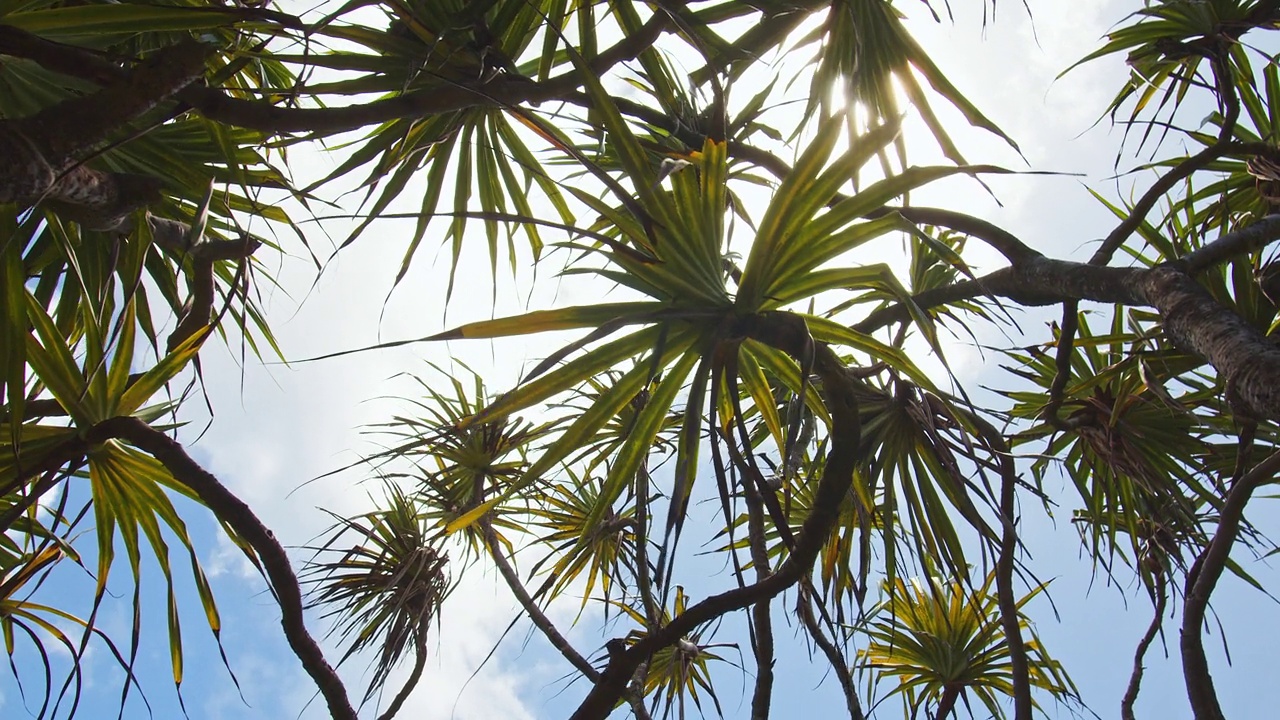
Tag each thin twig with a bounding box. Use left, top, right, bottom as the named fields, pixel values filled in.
left=1122, top=579, right=1167, bottom=720
left=796, top=587, right=864, bottom=720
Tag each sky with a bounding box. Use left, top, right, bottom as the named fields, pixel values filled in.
left=8, top=1, right=1280, bottom=719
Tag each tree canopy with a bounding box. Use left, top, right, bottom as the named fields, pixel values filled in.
left=3, top=1, right=1280, bottom=719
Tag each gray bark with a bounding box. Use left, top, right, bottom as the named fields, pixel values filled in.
left=1139, top=266, right=1280, bottom=420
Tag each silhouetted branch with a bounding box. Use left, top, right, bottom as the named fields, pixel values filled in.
left=0, top=15, right=670, bottom=137
left=796, top=587, right=864, bottom=720
left=1122, top=579, right=1167, bottom=720
left=0, top=416, right=358, bottom=718
left=742, top=479, right=775, bottom=720
left=1181, top=449, right=1280, bottom=719
left=109, top=417, right=357, bottom=720
left=0, top=464, right=82, bottom=537
left=377, top=630, right=427, bottom=720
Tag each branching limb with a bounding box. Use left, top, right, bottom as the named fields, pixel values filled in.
left=851, top=221, right=1280, bottom=423
left=869, top=206, right=1042, bottom=264
left=853, top=277, right=994, bottom=334
left=163, top=227, right=262, bottom=352
left=1180, top=449, right=1280, bottom=720
left=0, top=426, right=122, bottom=503
left=1087, top=139, right=1231, bottom=269
left=16, top=40, right=209, bottom=166
left=853, top=210, right=1280, bottom=334
left=572, top=311, right=861, bottom=719
left=0, top=25, right=127, bottom=86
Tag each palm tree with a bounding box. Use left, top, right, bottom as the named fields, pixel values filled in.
left=306, top=484, right=450, bottom=720
left=3, top=1, right=1280, bottom=719
left=859, top=573, right=1075, bottom=720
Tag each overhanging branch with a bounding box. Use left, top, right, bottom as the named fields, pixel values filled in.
left=107, top=417, right=357, bottom=720
left=0, top=14, right=670, bottom=137
left=2, top=417, right=356, bottom=718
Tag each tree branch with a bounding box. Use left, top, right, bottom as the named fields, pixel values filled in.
left=483, top=524, right=599, bottom=681
left=376, top=629, right=427, bottom=720
left=850, top=218, right=1280, bottom=424
left=968, top=414, right=1032, bottom=720
left=0, top=25, right=127, bottom=86
left=0, top=425, right=123, bottom=502
left=1122, top=579, right=1167, bottom=720
left=1043, top=302, right=1079, bottom=430
left=571, top=311, right=862, bottom=719
left=1181, top=449, right=1280, bottom=720
left=796, top=587, right=864, bottom=720
left=16, top=39, right=209, bottom=166
left=869, top=206, right=1042, bottom=264
left=1181, top=214, right=1280, bottom=273
left=0, top=15, right=670, bottom=137
left=1, top=417, right=357, bottom=717
left=1088, top=16, right=1251, bottom=268
left=1140, top=266, right=1280, bottom=420
left=0, top=38, right=206, bottom=213
left=742, top=477, right=775, bottom=720
left=164, top=227, right=262, bottom=352
left=0, top=466, right=77, bottom=537
left=107, top=417, right=356, bottom=720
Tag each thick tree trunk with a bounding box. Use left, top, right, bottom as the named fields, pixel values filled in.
left=861, top=219, right=1280, bottom=424
left=0, top=38, right=206, bottom=225
left=1139, top=266, right=1280, bottom=420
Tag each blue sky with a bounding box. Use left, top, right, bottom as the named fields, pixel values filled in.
left=8, top=1, right=1280, bottom=718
